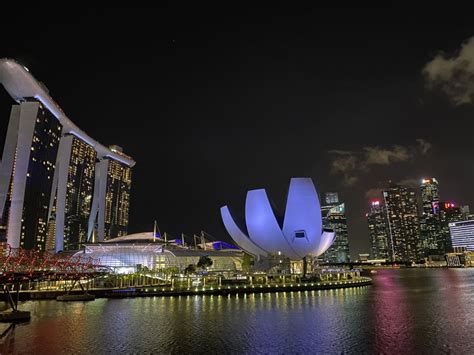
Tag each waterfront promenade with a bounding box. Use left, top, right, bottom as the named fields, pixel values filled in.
left=16, top=276, right=372, bottom=300
left=6, top=276, right=372, bottom=301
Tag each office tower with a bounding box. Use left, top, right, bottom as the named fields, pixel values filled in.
left=439, top=202, right=464, bottom=253
left=0, top=58, right=135, bottom=251
left=321, top=193, right=350, bottom=263
left=383, top=183, right=421, bottom=262
left=448, top=220, right=474, bottom=251
left=324, top=192, right=339, bottom=205
left=367, top=200, right=391, bottom=260
left=419, top=178, right=442, bottom=256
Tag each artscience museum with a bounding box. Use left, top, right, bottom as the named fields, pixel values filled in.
left=220, top=178, right=336, bottom=261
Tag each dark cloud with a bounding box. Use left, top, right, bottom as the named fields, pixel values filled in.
left=363, top=145, right=410, bottom=165
left=329, top=140, right=432, bottom=187
left=423, top=36, right=474, bottom=106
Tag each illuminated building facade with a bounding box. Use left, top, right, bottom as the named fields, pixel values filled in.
left=75, top=232, right=244, bottom=274
left=367, top=200, right=391, bottom=260
left=221, top=178, right=336, bottom=261
left=0, top=102, right=62, bottom=250
left=419, top=178, right=442, bottom=256
left=321, top=193, right=350, bottom=263
left=448, top=220, right=474, bottom=252
left=439, top=202, right=464, bottom=252
left=0, top=58, right=135, bottom=251
left=383, top=183, right=421, bottom=262
left=324, top=192, right=339, bottom=205
left=49, top=135, right=97, bottom=250
left=104, top=153, right=132, bottom=239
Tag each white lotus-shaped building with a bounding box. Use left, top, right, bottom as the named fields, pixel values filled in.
left=220, top=177, right=336, bottom=260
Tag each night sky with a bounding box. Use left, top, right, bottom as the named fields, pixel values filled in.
left=1, top=5, right=474, bottom=257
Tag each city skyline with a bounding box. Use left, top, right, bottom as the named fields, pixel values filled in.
left=1, top=6, right=474, bottom=256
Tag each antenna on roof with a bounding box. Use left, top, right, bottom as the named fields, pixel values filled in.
left=153, top=220, right=157, bottom=242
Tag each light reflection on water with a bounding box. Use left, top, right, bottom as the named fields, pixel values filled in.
left=0, top=269, right=473, bottom=354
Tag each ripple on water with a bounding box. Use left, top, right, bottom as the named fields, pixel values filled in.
left=0, top=269, right=473, bottom=354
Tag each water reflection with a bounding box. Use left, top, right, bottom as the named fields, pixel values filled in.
left=372, top=270, right=413, bottom=353
left=0, top=269, right=473, bottom=353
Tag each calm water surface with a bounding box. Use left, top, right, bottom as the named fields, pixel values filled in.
left=1, top=269, right=473, bottom=354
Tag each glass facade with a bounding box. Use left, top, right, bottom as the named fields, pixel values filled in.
left=324, top=192, right=339, bottom=205
left=367, top=200, right=391, bottom=260
left=21, top=103, right=62, bottom=250
left=63, top=136, right=97, bottom=250
left=78, top=244, right=243, bottom=274
left=322, top=202, right=350, bottom=263
left=448, top=220, right=474, bottom=252
left=104, top=159, right=132, bottom=239
left=419, top=178, right=442, bottom=256
left=439, top=202, right=464, bottom=252
left=383, top=184, right=421, bottom=262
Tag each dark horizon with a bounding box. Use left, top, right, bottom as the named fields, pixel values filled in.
left=1, top=5, right=474, bottom=257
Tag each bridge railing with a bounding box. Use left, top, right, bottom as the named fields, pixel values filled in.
left=0, top=243, right=111, bottom=282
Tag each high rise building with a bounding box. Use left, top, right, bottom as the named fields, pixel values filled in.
left=439, top=202, right=464, bottom=252
left=104, top=153, right=132, bottom=239
left=383, top=183, right=421, bottom=262
left=448, top=220, right=474, bottom=251
left=0, top=101, right=62, bottom=250
left=419, top=178, right=442, bottom=256
left=0, top=58, right=135, bottom=251
left=47, top=135, right=97, bottom=250
left=324, top=192, right=339, bottom=205
left=367, top=200, right=391, bottom=260
left=321, top=193, right=350, bottom=263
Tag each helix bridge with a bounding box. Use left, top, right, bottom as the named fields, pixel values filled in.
left=0, top=243, right=110, bottom=319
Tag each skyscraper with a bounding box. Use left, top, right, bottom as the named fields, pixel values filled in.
left=419, top=178, right=442, bottom=256
left=367, top=200, right=391, bottom=260
left=383, top=183, right=421, bottom=262
left=0, top=101, right=62, bottom=250
left=321, top=193, right=350, bottom=263
left=46, top=135, right=97, bottom=250
left=104, top=150, right=133, bottom=239
left=0, top=58, right=135, bottom=251
left=324, top=192, right=339, bottom=205
left=439, top=202, right=464, bottom=252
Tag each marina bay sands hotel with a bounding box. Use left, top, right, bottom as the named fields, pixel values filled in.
left=0, top=59, right=135, bottom=252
